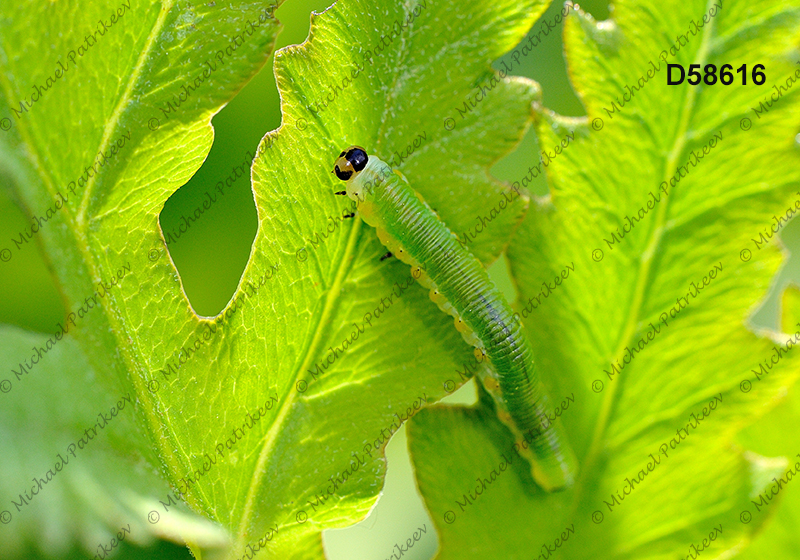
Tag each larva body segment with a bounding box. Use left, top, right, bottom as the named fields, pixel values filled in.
left=335, top=150, right=578, bottom=491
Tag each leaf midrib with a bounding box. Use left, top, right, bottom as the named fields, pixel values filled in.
left=570, top=0, right=718, bottom=514
left=0, top=0, right=200, bottom=528
left=233, top=3, right=435, bottom=542
left=76, top=2, right=175, bottom=226
left=231, top=217, right=364, bottom=557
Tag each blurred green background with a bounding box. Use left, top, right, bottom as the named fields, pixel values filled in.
left=2, top=0, right=798, bottom=558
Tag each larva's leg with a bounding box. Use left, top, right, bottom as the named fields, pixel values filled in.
left=342, top=213, right=355, bottom=219
left=334, top=191, right=347, bottom=196
left=380, top=252, right=393, bottom=261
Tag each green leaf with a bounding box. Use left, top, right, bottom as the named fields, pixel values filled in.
left=408, top=1, right=800, bottom=557
left=0, top=324, right=227, bottom=558
left=0, top=0, right=280, bottom=556
left=0, top=0, right=547, bottom=557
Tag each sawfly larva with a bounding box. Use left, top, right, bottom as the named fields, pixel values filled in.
left=332, top=146, right=578, bottom=491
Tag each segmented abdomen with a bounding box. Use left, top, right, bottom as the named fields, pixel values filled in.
left=348, top=157, right=577, bottom=491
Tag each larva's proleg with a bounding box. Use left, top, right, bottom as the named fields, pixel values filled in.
left=332, top=147, right=578, bottom=491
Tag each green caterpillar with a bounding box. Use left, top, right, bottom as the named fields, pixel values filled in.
left=333, top=146, right=578, bottom=491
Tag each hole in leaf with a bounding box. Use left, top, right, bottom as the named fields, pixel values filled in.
left=159, top=0, right=331, bottom=317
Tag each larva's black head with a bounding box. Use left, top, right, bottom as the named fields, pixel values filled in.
left=333, top=146, right=368, bottom=181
